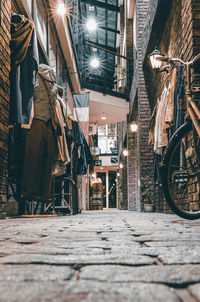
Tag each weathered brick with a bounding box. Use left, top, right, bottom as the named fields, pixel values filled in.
left=124, top=0, right=199, bottom=213
left=0, top=0, right=11, bottom=219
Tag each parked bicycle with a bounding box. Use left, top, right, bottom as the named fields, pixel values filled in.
left=150, top=50, right=200, bottom=220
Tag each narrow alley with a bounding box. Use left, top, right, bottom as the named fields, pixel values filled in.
left=0, top=210, right=200, bottom=302
left=1, top=0, right=200, bottom=300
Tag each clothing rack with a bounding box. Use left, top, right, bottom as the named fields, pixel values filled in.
left=7, top=118, right=91, bottom=217
left=7, top=127, right=79, bottom=216
left=52, top=175, right=77, bottom=215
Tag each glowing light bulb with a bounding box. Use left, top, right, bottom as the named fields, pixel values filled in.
left=123, top=149, right=128, bottom=156
left=90, top=57, right=100, bottom=68
left=86, top=18, right=97, bottom=31
left=130, top=121, right=138, bottom=132
left=57, top=3, right=66, bottom=16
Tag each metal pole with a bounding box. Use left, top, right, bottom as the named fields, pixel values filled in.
left=85, top=41, right=133, bottom=61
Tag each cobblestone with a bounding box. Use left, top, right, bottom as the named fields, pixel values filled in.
left=0, top=210, right=200, bottom=301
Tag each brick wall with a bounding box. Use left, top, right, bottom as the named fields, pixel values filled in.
left=121, top=0, right=200, bottom=213
left=154, top=0, right=193, bottom=214
left=181, top=0, right=200, bottom=61
left=121, top=155, right=128, bottom=209
left=192, top=0, right=200, bottom=56
left=125, top=0, right=153, bottom=212
left=136, top=0, right=154, bottom=211
left=117, top=121, right=127, bottom=209
left=140, top=0, right=200, bottom=213
left=126, top=19, right=133, bottom=59
left=0, top=0, right=11, bottom=218
left=141, top=0, right=183, bottom=213
left=127, top=122, right=139, bottom=210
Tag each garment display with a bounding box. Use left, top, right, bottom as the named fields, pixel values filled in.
left=52, top=94, right=70, bottom=176
left=22, top=118, right=56, bottom=201
left=33, top=73, right=52, bottom=122
left=10, top=13, right=39, bottom=125
left=153, top=87, right=170, bottom=154
left=148, top=103, right=158, bottom=145
left=72, top=121, right=92, bottom=175
left=80, top=131, right=93, bottom=174
left=150, top=68, right=177, bottom=154
left=11, top=14, right=35, bottom=65
left=22, top=64, right=69, bottom=201
left=66, top=114, right=73, bottom=130
left=149, top=68, right=182, bottom=184
left=8, top=15, right=92, bottom=212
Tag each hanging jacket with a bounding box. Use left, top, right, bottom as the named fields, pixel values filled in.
left=10, top=13, right=39, bottom=125
left=72, top=121, right=92, bottom=175
left=149, top=68, right=177, bottom=154
left=37, top=64, right=70, bottom=165
left=55, top=95, right=70, bottom=165
left=11, top=14, right=35, bottom=65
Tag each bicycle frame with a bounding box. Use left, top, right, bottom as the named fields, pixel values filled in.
left=154, top=53, right=200, bottom=219
left=186, top=62, right=200, bottom=139
left=159, top=54, right=200, bottom=139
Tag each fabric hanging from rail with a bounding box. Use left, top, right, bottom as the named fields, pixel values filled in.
left=71, top=120, right=93, bottom=175
left=149, top=68, right=177, bottom=154
left=22, top=64, right=70, bottom=201
left=9, top=13, right=39, bottom=125
left=73, top=92, right=90, bottom=140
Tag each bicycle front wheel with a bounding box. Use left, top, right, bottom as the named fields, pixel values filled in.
left=161, top=121, right=200, bottom=220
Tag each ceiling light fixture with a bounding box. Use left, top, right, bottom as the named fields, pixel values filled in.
left=86, top=18, right=97, bottom=32
left=90, top=57, right=100, bottom=68
left=101, top=116, right=106, bottom=120
left=123, top=149, right=128, bottom=156
left=57, top=3, right=66, bottom=16
left=89, top=5, right=95, bottom=11
left=130, top=121, right=138, bottom=132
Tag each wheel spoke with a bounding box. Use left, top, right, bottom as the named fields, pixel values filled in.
left=173, top=182, right=187, bottom=195
left=161, top=122, right=200, bottom=219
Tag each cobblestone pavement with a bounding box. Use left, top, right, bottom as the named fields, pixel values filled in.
left=0, top=210, right=200, bottom=302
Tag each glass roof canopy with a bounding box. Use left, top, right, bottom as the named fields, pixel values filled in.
left=68, top=0, right=131, bottom=98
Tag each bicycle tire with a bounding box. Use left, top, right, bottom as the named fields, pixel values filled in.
left=161, top=120, right=200, bottom=220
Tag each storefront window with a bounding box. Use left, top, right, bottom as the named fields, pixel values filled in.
left=97, top=124, right=118, bottom=155
left=96, top=172, right=106, bottom=208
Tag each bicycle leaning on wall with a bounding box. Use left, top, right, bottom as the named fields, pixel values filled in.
left=150, top=51, right=200, bottom=220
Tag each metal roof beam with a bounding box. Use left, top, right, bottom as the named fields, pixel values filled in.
left=81, top=0, right=120, bottom=12
left=86, top=40, right=117, bottom=52
left=99, top=26, right=120, bottom=34
left=85, top=41, right=133, bottom=61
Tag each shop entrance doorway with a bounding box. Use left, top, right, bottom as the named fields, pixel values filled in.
left=97, top=171, right=117, bottom=208
left=96, top=172, right=106, bottom=208
left=108, top=171, right=117, bottom=208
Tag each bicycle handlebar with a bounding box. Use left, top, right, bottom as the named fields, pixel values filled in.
left=169, top=53, right=200, bottom=67
left=188, top=53, right=200, bottom=65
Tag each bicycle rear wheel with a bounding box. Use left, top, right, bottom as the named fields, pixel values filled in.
left=161, top=121, right=200, bottom=220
